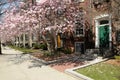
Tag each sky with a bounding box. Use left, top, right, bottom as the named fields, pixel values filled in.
left=0, top=0, right=48, bottom=22
left=0, top=0, right=19, bottom=22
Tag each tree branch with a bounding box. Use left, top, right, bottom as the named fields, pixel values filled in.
left=0, top=2, right=7, bottom=6
left=113, top=0, right=120, bottom=6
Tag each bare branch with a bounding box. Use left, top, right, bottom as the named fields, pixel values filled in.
left=113, top=0, right=120, bottom=6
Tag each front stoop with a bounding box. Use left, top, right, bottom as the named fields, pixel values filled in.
left=65, top=57, right=108, bottom=80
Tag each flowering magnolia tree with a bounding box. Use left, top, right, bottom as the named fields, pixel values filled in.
left=2, top=0, right=85, bottom=53
left=0, top=0, right=22, bottom=54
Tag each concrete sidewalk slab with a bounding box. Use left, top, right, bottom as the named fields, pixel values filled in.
left=2, top=46, right=23, bottom=54
left=0, top=47, right=81, bottom=80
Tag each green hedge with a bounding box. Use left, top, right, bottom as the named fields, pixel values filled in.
left=114, top=56, right=120, bottom=60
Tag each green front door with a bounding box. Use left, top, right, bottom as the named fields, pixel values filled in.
left=99, top=25, right=109, bottom=48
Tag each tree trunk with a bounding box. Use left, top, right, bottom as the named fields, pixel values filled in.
left=36, top=30, right=40, bottom=45
left=37, top=22, right=42, bottom=45
left=50, top=29, right=57, bottom=53
left=15, top=37, right=18, bottom=47
left=23, top=33, right=26, bottom=48
left=18, top=36, right=21, bottom=47
left=41, top=35, right=51, bottom=52
left=29, top=31, right=33, bottom=48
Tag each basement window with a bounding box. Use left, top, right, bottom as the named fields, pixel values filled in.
left=75, top=42, right=85, bottom=54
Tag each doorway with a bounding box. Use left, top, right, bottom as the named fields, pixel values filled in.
left=99, top=25, right=109, bottom=48
left=95, top=14, right=112, bottom=49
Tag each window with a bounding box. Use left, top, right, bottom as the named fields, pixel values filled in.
left=73, top=0, right=84, bottom=3
left=99, top=20, right=109, bottom=25
left=75, top=21, right=84, bottom=36
left=75, top=42, right=85, bottom=54
left=74, top=8, right=84, bottom=37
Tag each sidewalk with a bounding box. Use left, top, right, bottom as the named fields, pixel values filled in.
left=2, top=46, right=23, bottom=54
left=0, top=47, right=81, bottom=80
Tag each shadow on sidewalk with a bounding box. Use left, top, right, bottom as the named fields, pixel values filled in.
left=5, top=54, right=44, bottom=69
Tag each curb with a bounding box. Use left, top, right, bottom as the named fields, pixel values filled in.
left=65, top=58, right=108, bottom=80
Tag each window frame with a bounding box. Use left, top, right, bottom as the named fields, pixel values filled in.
left=75, top=22, right=85, bottom=37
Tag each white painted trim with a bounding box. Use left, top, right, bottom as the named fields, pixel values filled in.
left=94, top=14, right=112, bottom=49
left=94, top=14, right=109, bottom=20
left=95, top=19, right=99, bottom=48
left=109, top=15, right=112, bottom=49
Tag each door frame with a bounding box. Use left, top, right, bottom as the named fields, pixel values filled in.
left=94, top=14, right=112, bottom=49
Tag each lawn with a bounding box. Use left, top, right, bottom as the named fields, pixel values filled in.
left=9, top=46, right=40, bottom=54
left=75, top=61, right=120, bottom=80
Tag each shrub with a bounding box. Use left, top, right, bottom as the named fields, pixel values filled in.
left=114, top=56, right=120, bottom=60
left=64, top=48, right=72, bottom=54
left=43, top=52, right=52, bottom=57
left=33, top=43, right=40, bottom=49
left=33, top=43, right=47, bottom=49
left=39, top=43, right=47, bottom=50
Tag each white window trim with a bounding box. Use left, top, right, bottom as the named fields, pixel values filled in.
left=75, top=21, right=85, bottom=37
left=75, top=27, right=85, bottom=37
left=79, top=0, right=84, bottom=2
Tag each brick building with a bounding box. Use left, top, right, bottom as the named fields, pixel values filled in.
left=14, top=0, right=120, bottom=56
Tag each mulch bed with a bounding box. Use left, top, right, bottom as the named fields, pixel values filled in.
left=49, top=59, right=84, bottom=72
left=31, top=52, right=84, bottom=72
left=31, top=52, right=80, bottom=62
left=105, top=59, right=120, bottom=66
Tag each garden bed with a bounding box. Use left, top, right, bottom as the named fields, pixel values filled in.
left=75, top=60, right=120, bottom=80
left=31, top=51, right=80, bottom=64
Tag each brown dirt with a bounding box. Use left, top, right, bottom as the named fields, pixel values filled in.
left=31, top=52, right=79, bottom=61
left=31, top=52, right=84, bottom=72
left=105, top=59, right=120, bottom=66
left=50, top=61, right=84, bottom=72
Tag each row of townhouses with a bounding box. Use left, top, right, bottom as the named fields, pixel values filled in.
left=12, top=0, right=120, bottom=56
